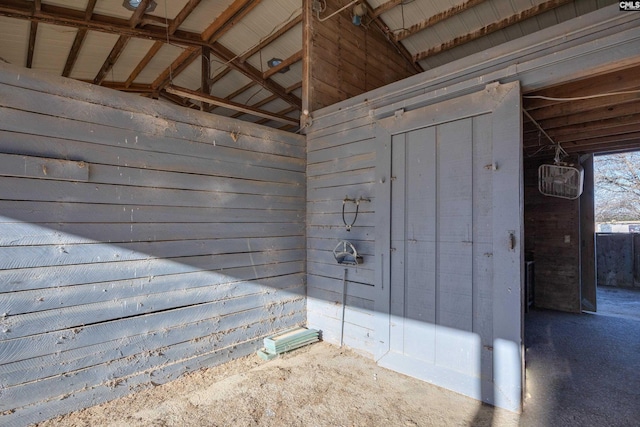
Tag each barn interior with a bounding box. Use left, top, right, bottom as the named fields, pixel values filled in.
left=1, top=0, right=640, bottom=425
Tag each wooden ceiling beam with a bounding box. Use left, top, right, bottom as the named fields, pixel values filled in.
left=285, top=81, right=302, bottom=94
left=209, top=41, right=301, bottom=109
left=558, top=132, right=640, bottom=151
left=413, top=0, right=572, bottom=62
left=225, top=82, right=257, bottom=102
left=0, top=2, right=200, bottom=46
left=128, top=0, right=152, bottom=28
left=124, top=0, right=200, bottom=89
left=255, top=105, right=297, bottom=125
left=169, top=0, right=202, bottom=34
left=394, top=0, right=486, bottom=41
left=524, top=64, right=640, bottom=110
left=61, top=0, right=96, bottom=77
left=0, top=0, right=300, bottom=109
left=525, top=139, right=640, bottom=157
left=554, top=124, right=640, bottom=145
left=524, top=113, right=640, bottom=142
left=525, top=123, right=640, bottom=148
left=124, top=41, right=162, bottom=88
left=201, top=0, right=261, bottom=43
left=62, top=29, right=86, bottom=77
left=26, top=21, right=37, bottom=68
left=263, top=50, right=302, bottom=79
left=165, top=85, right=299, bottom=125
left=230, top=94, right=279, bottom=118
left=81, top=81, right=154, bottom=93
left=526, top=90, right=640, bottom=122
left=159, top=90, right=199, bottom=110
left=239, top=13, right=302, bottom=62
left=152, top=47, right=200, bottom=91
left=539, top=102, right=640, bottom=131
left=371, top=0, right=403, bottom=19
left=94, top=35, right=130, bottom=84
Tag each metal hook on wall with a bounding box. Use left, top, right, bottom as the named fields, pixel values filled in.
left=342, top=196, right=370, bottom=231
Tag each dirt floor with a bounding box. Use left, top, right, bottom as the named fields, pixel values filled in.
left=35, top=342, right=520, bottom=427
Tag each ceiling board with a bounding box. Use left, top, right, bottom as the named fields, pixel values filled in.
left=32, top=23, right=77, bottom=76
left=69, top=30, right=120, bottom=80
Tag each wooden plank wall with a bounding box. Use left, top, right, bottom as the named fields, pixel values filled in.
left=308, top=0, right=416, bottom=112
left=0, top=63, right=306, bottom=426
left=524, top=157, right=582, bottom=313
left=304, top=4, right=640, bottom=357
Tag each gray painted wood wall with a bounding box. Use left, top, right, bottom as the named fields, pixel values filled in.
left=0, top=63, right=306, bottom=426
left=306, top=5, right=638, bottom=356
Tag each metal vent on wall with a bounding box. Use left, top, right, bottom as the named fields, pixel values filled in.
left=538, top=163, right=584, bottom=200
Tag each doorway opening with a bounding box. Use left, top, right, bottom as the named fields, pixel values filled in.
left=594, top=151, right=640, bottom=320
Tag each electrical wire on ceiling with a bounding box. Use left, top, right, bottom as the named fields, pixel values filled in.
left=523, top=89, right=640, bottom=101
left=315, top=0, right=360, bottom=22
left=522, top=107, right=566, bottom=159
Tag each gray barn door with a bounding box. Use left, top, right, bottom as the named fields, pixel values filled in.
left=375, top=82, right=523, bottom=412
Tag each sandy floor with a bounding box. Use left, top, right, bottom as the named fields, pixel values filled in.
left=35, top=342, right=520, bottom=427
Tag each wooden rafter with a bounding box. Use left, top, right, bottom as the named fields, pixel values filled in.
left=159, top=90, right=199, bottom=110
left=225, top=82, right=257, bottom=102
left=26, top=21, right=37, bottom=68
left=124, top=41, right=162, bottom=88
left=209, top=41, right=301, bottom=109
left=0, top=1, right=301, bottom=109
left=371, top=0, right=403, bottom=19
left=209, top=67, right=233, bottom=86
left=413, top=0, right=573, bottom=62
left=286, top=81, right=302, bottom=94
left=263, top=50, right=302, bottom=79
left=255, top=106, right=296, bottom=125
left=239, top=13, right=302, bottom=62
left=169, top=0, right=202, bottom=34
left=152, top=47, right=200, bottom=91
left=231, top=94, right=279, bottom=118
left=165, top=85, right=299, bottom=126
left=201, top=0, right=261, bottom=43
left=83, top=81, right=154, bottom=93
left=62, top=0, right=96, bottom=77
left=62, top=30, right=86, bottom=77
left=124, top=0, right=199, bottom=89
left=94, top=35, right=130, bottom=84
left=394, top=0, right=486, bottom=41
left=128, top=0, right=152, bottom=28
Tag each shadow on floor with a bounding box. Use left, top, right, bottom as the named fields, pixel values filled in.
left=521, top=287, right=640, bottom=426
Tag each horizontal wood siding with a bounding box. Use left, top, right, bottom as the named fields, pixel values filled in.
left=0, top=63, right=306, bottom=426
left=306, top=115, right=377, bottom=355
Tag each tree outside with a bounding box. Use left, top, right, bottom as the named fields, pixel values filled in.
left=594, top=152, right=640, bottom=225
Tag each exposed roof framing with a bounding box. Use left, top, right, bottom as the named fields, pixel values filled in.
left=0, top=0, right=624, bottom=135
left=0, top=0, right=301, bottom=122
left=524, top=65, right=640, bottom=157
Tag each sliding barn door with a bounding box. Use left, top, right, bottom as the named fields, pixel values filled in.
left=375, top=82, right=523, bottom=412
